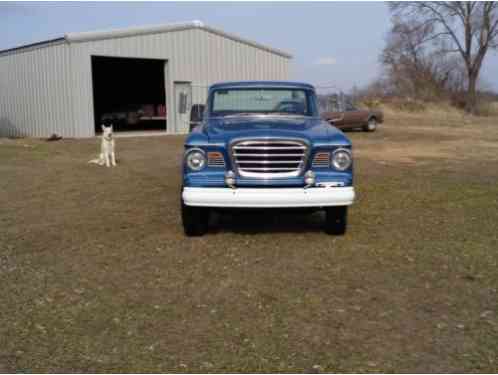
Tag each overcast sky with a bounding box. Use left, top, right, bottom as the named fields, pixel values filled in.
left=1, top=2, right=497, bottom=91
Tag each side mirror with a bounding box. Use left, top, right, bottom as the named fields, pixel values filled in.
left=190, top=104, right=205, bottom=122
left=189, top=104, right=205, bottom=132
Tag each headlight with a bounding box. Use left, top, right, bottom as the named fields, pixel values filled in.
left=331, top=148, right=352, bottom=171
left=185, top=148, right=206, bottom=171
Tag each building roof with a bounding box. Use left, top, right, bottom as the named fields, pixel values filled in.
left=0, top=37, right=66, bottom=56
left=0, top=21, right=292, bottom=58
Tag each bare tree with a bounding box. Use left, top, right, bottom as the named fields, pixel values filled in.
left=389, top=2, right=498, bottom=113
left=381, top=18, right=467, bottom=100
left=382, top=19, right=439, bottom=98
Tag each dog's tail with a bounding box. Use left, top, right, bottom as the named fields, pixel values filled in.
left=88, top=157, right=103, bottom=165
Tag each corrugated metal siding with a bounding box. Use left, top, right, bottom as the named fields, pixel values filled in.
left=1, top=27, right=290, bottom=137
left=70, top=28, right=290, bottom=135
left=0, top=44, right=74, bottom=137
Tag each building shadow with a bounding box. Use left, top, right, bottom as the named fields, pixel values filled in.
left=0, top=118, right=25, bottom=138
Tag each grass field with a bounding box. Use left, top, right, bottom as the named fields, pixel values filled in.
left=1, top=111, right=497, bottom=372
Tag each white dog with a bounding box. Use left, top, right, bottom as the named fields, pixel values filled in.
left=88, top=124, right=116, bottom=167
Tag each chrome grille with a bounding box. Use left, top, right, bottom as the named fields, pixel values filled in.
left=207, top=152, right=225, bottom=168
left=231, top=139, right=308, bottom=178
left=312, top=152, right=330, bottom=168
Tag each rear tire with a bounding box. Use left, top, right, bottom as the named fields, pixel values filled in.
left=364, top=117, right=377, bottom=132
left=181, top=198, right=209, bottom=237
left=324, top=206, right=348, bottom=235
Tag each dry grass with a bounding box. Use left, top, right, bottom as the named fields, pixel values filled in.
left=476, top=101, right=498, bottom=117
left=380, top=100, right=498, bottom=130
left=1, top=113, right=498, bottom=372
left=382, top=100, right=462, bottom=119
left=355, top=108, right=498, bottom=165
left=364, top=97, right=498, bottom=123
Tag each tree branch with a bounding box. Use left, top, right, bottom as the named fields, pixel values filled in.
left=409, top=2, right=468, bottom=60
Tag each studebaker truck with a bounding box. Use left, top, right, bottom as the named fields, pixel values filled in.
left=181, top=81, right=355, bottom=236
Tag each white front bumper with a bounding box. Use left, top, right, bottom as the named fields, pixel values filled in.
left=182, top=187, right=355, bottom=208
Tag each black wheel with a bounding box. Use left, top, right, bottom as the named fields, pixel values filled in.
left=181, top=198, right=209, bottom=237
left=324, top=206, right=348, bottom=235
left=364, top=117, right=377, bottom=132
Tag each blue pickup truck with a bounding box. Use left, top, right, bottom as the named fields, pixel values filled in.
left=181, top=81, right=355, bottom=236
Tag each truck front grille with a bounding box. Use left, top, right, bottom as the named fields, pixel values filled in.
left=231, top=139, right=308, bottom=178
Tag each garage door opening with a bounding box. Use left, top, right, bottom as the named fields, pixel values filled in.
left=91, top=56, right=167, bottom=134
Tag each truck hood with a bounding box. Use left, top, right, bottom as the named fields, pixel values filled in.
left=204, top=116, right=349, bottom=145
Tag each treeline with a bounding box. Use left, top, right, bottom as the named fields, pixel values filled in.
left=360, top=2, right=498, bottom=114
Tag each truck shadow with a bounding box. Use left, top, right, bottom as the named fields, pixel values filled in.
left=209, top=209, right=326, bottom=234
left=341, top=128, right=365, bottom=133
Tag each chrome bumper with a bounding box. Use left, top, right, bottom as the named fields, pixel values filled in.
left=182, top=187, right=355, bottom=208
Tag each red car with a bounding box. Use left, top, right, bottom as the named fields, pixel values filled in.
left=321, top=103, right=383, bottom=132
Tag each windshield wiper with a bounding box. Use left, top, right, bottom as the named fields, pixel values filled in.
left=223, top=113, right=259, bottom=117
left=270, top=112, right=306, bottom=117
left=221, top=112, right=307, bottom=118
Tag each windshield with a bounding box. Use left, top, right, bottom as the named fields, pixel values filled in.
left=210, top=88, right=314, bottom=117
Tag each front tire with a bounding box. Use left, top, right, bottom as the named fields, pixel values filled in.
left=181, top=198, right=209, bottom=237
left=364, top=117, right=377, bottom=132
left=324, top=206, right=348, bottom=235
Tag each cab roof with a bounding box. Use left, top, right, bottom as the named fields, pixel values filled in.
left=209, top=81, right=315, bottom=91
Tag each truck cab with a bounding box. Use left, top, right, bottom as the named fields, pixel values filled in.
left=181, top=81, right=355, bottom=236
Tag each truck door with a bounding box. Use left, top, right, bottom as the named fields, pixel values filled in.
left=343, top=103, right=364, bottom=129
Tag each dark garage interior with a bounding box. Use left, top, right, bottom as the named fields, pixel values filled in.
left=91, top=56, right=167, bottom=133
